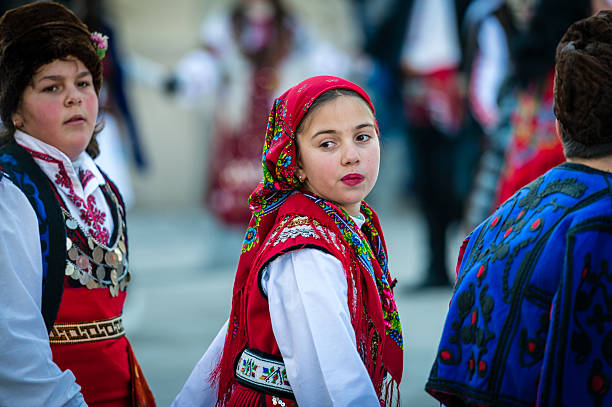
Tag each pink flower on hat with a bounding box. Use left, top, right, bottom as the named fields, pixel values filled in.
left=90, top=32, right=108, bottom=59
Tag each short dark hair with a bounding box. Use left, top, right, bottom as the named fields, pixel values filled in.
left=554, top=11, right=612, bottom=158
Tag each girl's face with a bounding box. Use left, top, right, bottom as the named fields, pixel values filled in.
left=12, top=56, right=98, bottom=161
left=296, top=95, right=380, bottom=217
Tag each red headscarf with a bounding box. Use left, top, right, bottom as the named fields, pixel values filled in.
left=241, top=76, right=375, bottom=251
left=214, top=76, right=402, bottom=406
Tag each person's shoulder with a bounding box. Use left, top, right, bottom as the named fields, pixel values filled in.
left=0, top=169, right=34, bottom=217
left=263, top=213, right=347, bottom=257
left=268, top=214, right=332, bottom=242
left=547, top=163, right=612, bottom=215
left=501, top=164, right=609, bottom=210
left=465, top=166, right=599, bottom=243
left=497, top=164, right=612, bottom=236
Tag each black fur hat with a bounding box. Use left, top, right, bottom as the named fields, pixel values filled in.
left=554, top=10, right=612, bottom=158
left=0, top=1, right=103, bottom=153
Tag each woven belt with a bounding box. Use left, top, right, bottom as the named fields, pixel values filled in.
left=235, top=348, right=294, bottom=398
left=49, top=315, right=124, bottom=344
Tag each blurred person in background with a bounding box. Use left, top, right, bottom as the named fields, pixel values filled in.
left=66, top=0, right=149, bottom=209
left=164, top=0, right=351, bottom=234
left=351, top=0, right=483, bottom=289
left=493, top=0, right=593, bottom=206
left=463, top=0, right=609, bottom=234
left=348, top=0, right=413, bottom=143
left=459, top=0, right=519, bottom=231
left=426, top=10, right=612, bottom=405
left=0, top=2, right=154, bottom=405
left=401, top=0, right=479, bottom=289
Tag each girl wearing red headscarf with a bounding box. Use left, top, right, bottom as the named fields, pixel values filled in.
left=172, top=76, right=404, bottom=406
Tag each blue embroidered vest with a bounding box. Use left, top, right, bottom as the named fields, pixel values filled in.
left=426, top=163, right=612, bottom=406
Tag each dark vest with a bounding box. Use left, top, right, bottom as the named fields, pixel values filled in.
left=0, top=141, right=124, bottom=331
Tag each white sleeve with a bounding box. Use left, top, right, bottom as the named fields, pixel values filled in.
left=173, top=48, right=221, bottom=103
left=0, top=177, right=86, bottom=407
left=171, top=319, right=228, bottom=407
left=470, top=16, right=510, bottom=129
left=262, top=248, right=380, bottom=407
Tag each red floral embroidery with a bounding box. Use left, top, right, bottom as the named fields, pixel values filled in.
left=54, top=171, right=71, bottom=188
left=24, top=147, right=110, bottom=244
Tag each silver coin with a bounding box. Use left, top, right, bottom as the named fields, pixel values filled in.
left=110, top=269, right=118, bottom=285
left=70, top=267, right=81, bottom=280
left=65, top=262, right=75, bottom=276
left=66, top=218, right=78, bottom=229
left=104, top=251, right=118, bottom=267
left=87, top=237, right=95, bottom=250
left=66, top=237, right=72, bottom=250
left=96, top=265, right=106, bottom=280
left=92, top=247, right=104, bottom=263
left=79, top=271, right=89, bottom=285
left=86, top=277, right=97, bottom=289
left=76, top=255, right=90, bottom=270
left=68, top=247, right=79, bottom=261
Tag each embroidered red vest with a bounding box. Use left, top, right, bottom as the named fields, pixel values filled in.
left=50, top=178, right=134, bottom=406
left=225, top=193, right=392, bottom=406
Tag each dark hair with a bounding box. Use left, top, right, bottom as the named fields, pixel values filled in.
left=510, top=0, right=590, bottom=88
left=0, top=2, right=103, bottom=157
left=554, top=10, right=612, bottom=158
left=295, top=88, right=374, bottom=137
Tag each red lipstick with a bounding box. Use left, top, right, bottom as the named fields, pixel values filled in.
left=341, top=173, right=364, bottom=186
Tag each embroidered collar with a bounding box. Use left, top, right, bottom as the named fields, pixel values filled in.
left=14, top=130, right=105, bottom=199
left=14, top=130, right=111, bottom=244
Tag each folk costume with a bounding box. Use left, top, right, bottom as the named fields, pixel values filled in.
left=172, top=76, right=403, bottom=407
left=0, top=3, right=153, bottom=406
left=426, top=163, right=612, bottom=406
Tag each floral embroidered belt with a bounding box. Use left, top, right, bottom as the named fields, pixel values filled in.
left=235, top=347, right=294, bottom=399
left=49, top=315, right=124, bottom=344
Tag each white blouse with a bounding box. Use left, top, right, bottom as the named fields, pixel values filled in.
left=0, top=177, right=86, bottom=407
left=172, top=216, right=380, bottom=406
left=0, top=132, right=113, bottom=407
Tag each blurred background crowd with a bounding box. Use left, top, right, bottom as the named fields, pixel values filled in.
left=2, top=0, right=611, bottom=405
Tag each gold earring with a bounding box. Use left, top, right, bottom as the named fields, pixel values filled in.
left=298, top=175, right=303, bottom=183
